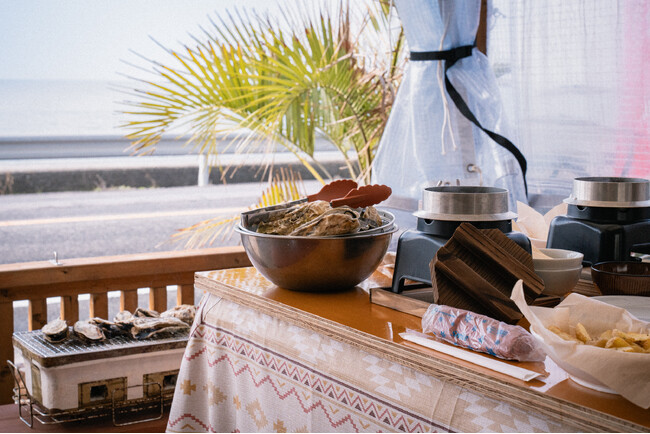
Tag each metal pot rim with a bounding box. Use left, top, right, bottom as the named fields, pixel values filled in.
left=565, top=177, right=650, bottom=208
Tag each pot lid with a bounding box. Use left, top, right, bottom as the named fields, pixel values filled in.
left=564, top=177, right=650, bottom=208
left=413, top=186, right=517, bottom=222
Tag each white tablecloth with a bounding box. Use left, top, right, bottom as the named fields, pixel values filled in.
left=166, top=294, right=580, bottom=432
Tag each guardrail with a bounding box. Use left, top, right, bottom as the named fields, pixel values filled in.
left=0, top=246, right=251, bottom=405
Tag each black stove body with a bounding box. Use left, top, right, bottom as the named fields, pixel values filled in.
left=547, top=204, right=650, bottom=266
left=390, top=218, right=531, bottom=293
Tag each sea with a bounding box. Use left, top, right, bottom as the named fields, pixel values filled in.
left=0, top=79, right=130, bottom=137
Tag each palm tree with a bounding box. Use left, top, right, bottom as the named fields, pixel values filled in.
left=120, top=0, right=405, bottom=247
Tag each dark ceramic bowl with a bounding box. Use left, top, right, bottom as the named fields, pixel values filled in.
left=591, top=261, right=650, bottom=296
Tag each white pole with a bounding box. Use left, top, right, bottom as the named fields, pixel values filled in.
left=198, top=154, right=209, bottom=186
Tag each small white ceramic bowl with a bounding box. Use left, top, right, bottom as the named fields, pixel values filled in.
left=535, top=267, right=583, bottom=296
left=532, top=248, right=584, bottom=271
left=529, top=237, right=547, bottom=249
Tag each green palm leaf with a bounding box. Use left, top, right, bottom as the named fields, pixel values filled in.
left=121, top=0, right=405, bottom=247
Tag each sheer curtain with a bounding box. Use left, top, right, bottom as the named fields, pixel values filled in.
left=488, top=1, right=650, bottom=209
left=372, top=0, right=527, bottom=210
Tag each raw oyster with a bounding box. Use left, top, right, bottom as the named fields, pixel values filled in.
left=73, top=320, right=105, bottom=342
left=257, top=201, right=331, bottom=235
left=161, top=305, right=196, bottom=326
left=130, top=316, right=190, bottom=340
left=41, top=318, right=69, bottom=343
left=134, top=307, right=159, bottom=318
left=360, top=206, right=383, bottom=229
left=255, top=200, right=383, bottom=236
left=290, top=208, right=360, bottom=236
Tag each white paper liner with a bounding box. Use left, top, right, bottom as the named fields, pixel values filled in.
left=511, top=280, right=650, bottom=409
left=400, top=331, right=543, bottom=382
left=513, top=201, right=567, bottom=246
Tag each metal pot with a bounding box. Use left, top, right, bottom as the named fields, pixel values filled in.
left=413, top=186, right=516, bottom=222
left=565, top=177, right=650, bottom=208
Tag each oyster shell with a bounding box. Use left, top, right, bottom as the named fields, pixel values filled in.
left=73, top=320, right=105, bottom=342
left=41, top=318, right=69, bottom=343
left=134, top=307, right=159, bottom=318
left=114, top=310, right=134, bottom=325
left=130, top=316, right=189, bottom=340
left=161, top=305, right=196, bottom=326
left=89, top=317, right=129, bottom=339
left=360, top=206, right=382, bottom=229
left=290, top=208, right=360, bottom=236
left=254, top=201, right=384, bottom=236
left=257, top=201, right=331, bottom=235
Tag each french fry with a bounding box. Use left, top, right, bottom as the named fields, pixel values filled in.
left=547, top=325, right=582, bottom=343
left=575, top=323, right=591, bottom=343
left=546, top=324, right=650, bottom=354
left=599, top=329, right=613, bottom=341
left=591, top=337, right=608, bottom=348
left=616, top=330, right=650, bottom=343
left=606, top=336, right=631, bottom=348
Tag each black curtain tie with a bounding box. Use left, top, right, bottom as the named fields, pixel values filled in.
left=410, top=44, right=528, bottom=196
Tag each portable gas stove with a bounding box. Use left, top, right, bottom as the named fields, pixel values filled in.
left=547, top=177, right=650, bottom=265
left=391, top=186, right=530, bottom=293
left=9, top=328, right=188, bottom=427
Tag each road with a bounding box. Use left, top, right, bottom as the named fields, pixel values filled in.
left=1, top=181, right=413, bottom=332
left=0, top=181, right=324, bottom=264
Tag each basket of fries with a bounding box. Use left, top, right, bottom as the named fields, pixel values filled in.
left=511, top=281, right=650, bottom=409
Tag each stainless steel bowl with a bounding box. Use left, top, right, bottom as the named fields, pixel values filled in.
left=235, top=223, right=398, bottom=292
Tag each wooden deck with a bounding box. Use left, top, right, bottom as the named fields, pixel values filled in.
left=0, top=403, right=168, bottom=433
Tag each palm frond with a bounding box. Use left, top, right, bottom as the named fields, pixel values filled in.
left=170, top=168, right=306, bottom=249
left=120, top=0, right=406, bottom=248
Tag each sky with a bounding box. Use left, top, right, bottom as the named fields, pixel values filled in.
left=0, top=0, right=289, bottom=81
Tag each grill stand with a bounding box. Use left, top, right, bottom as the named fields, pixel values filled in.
left=7, top=359, right=168, bottom=428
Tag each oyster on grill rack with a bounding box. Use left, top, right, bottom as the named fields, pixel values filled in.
left=41, top=318, right=69, bottom=343
left=160, top=304, right=196, bottom=326
left=130, top=316, right=190, bottom=340
left=134, top=307, right=159, bottom=318
left=114, top=310, right=134, bottom=325
left=89, top=317, right=130, bottom=339
left=73, top=320, right=105, bottom=343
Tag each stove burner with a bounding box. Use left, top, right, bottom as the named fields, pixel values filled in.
left=391, top=219, right=530, bottom=293
left=547, top=207, right=650, bottom=266
left=547, top=177, right=650, bottom=266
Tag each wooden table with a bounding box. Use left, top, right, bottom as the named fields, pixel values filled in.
left=166, top=266, right=649, bottom=432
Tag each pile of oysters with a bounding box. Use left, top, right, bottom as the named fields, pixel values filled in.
left=41, top=304, right=195, bottom=344
left=253, top=201, right=384, bottom=236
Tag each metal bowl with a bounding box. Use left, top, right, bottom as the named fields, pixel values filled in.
left=235, top=223, right=398, bottom=292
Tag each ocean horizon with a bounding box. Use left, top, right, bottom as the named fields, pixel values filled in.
left=0, top=79, right=133, bottom=138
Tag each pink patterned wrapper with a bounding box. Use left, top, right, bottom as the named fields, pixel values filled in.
left=421, top=304, right=546, bottom=362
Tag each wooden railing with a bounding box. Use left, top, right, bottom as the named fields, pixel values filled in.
left=0, top=246, right=251, bottom=405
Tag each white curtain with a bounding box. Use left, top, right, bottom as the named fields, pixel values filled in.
left=372, top=0, right=527, bottom=210
left=488, top=1, right=650, bottom=207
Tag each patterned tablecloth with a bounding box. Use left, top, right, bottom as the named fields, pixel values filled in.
left=166, top=293, right=579, bottom=433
